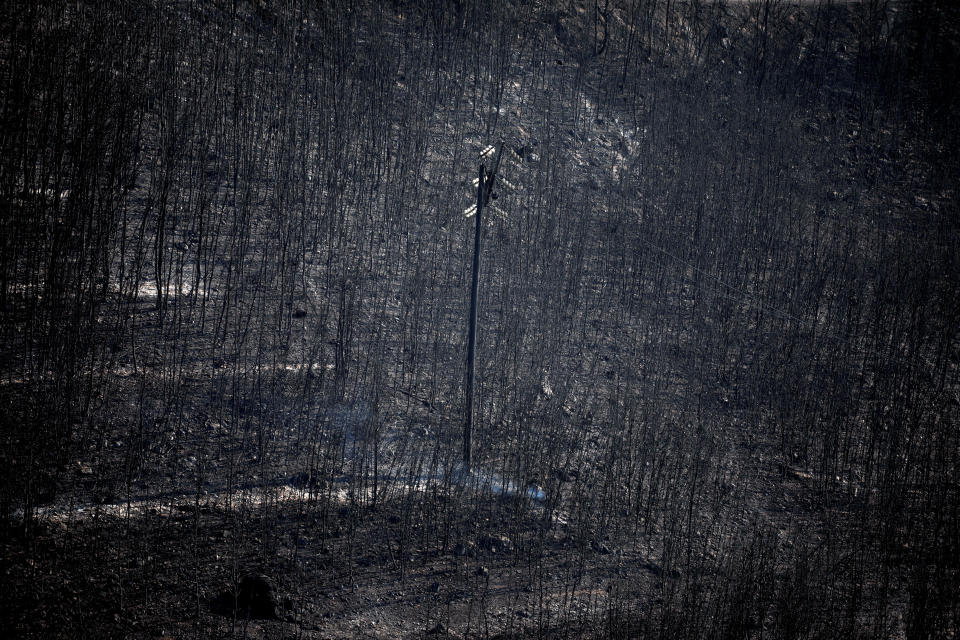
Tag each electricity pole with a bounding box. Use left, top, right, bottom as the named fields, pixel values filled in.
left=463, top=143, right=503, bottom=471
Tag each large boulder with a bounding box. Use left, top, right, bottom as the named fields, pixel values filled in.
left=211, top=573, right=278, bottom=619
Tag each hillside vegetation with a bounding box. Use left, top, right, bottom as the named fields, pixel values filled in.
left=1, top=0, right=958, bottom=637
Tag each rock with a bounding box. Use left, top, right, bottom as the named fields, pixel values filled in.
left=426, top=622, right=447, bottom=635
left=478, top=533, right=513, bottom=554
left=237, top=574, right=278, bottom=618
left=211, top=573, right=278, bottom=619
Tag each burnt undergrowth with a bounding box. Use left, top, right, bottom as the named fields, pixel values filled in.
left=1, top=0, right=958, bottom=637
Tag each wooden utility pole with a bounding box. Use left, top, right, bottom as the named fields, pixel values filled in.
left=464, top=144, right=503, bottom=471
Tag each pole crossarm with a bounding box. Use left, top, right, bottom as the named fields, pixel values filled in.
left=482, top=144, right=504, bottom=205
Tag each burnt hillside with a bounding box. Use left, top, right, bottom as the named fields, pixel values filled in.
left=1, top=0, right=958, bottom=638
